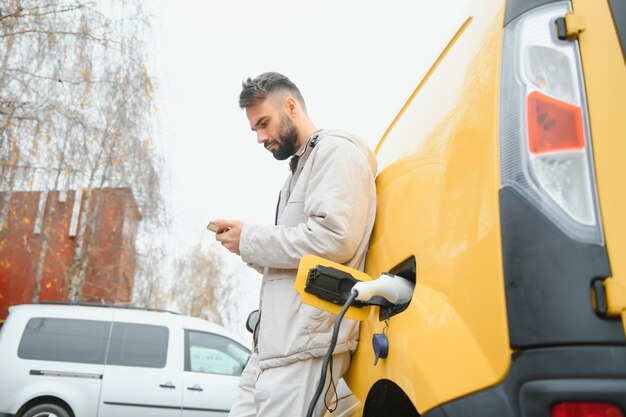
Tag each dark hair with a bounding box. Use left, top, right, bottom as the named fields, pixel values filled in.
left=239, top=72, right=306, bottom=110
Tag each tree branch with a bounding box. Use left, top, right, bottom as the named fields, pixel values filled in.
left=0, top=29, right=105, bottom=42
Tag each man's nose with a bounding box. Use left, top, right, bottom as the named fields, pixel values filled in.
left=257, top=130, right=268, bottom=144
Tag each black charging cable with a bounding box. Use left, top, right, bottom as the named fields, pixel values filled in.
left=306, top=289, right=359, bottom=417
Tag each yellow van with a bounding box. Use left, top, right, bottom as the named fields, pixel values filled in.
left=299, top=0, right=626, bottom=415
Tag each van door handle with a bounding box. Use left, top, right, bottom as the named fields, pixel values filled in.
left=187, top=385, right=204, bottom=392
left=159, top=382, right=176, bottom=389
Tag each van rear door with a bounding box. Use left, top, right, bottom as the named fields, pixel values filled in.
left=572, top=0, right=626, bottom=332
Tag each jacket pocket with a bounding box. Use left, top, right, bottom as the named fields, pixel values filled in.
left=281, top=193, right=307, bottom=226
left=301, top=302, right=334, bottom=337
left=287, top=192, right=305, bottom=203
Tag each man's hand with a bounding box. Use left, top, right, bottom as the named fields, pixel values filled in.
left=212, top=219, right=243, bottom=255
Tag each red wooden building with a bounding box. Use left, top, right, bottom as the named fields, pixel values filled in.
left=0, top=188, right=140, bottom=322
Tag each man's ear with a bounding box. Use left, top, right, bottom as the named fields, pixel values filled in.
left=284, top=96, right=297, bottom=117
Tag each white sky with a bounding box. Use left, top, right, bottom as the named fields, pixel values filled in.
left=145, top=0, right=469, bottom=337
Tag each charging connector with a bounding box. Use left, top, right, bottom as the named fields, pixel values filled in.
left=305, top=265, right=362, bottom=306
left=304, top=266, right=415, bottom=309
left=353, top=272, right=414, bottom=305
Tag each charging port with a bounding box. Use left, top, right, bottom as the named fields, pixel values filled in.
left=380, top=256, right=416, bottom=320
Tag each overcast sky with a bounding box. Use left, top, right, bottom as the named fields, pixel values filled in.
left=145, top=0, right=470, bottom=337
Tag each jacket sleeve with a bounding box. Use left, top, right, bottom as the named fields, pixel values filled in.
left=245, top=262, right=266, bottom=275
left=239, top=138, right=374, bottom=270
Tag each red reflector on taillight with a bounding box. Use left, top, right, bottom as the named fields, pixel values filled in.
left=527, top=90, right=585, bottom=154
left=552, top=402, right=624, bottom=417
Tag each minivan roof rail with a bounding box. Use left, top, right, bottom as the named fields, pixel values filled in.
left=31, top=301, right=181, bottom=315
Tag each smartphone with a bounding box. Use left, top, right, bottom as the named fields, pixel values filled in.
left=207, top=222, right=220, bottom=233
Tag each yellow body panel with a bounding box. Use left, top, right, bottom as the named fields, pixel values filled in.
left=345, top=0, right=510, bottom=413
left=572, top=0, right=626, bottom=327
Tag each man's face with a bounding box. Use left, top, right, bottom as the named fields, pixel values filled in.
left=246, top=99, right=299, bottom=160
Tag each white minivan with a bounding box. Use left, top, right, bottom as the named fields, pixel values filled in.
left=0, top=303, right=251, bottom=417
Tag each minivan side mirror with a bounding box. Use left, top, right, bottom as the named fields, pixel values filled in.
left=246, top=310, right=259, bottom=334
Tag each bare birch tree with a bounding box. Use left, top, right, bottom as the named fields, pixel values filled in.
left=0, top=0, right=167, bottom=303
left=170, top=241, right=238, bottom=327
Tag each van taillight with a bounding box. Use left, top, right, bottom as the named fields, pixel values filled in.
left=500, top=1, right=604, bottom=244
left=527, top=91, right=584, bottom=153
left=552, top=402, right=623, bottom=417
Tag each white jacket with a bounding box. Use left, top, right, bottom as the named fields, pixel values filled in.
left=240, top=129, right=377, bottom=370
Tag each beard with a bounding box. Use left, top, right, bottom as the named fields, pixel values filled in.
left=266, top=113, right=299, bottom=160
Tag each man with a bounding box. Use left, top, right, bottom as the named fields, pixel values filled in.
left=212, top=72, right=376, bottom=417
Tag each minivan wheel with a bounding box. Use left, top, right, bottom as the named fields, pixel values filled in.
left=21, top=403, right=70, bottom=417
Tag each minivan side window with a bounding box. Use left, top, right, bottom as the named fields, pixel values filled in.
left=106, top=322, right=169, bottom=368
left=185, top=330, right=250, bottom=376
left=18, top=318, right=110, bottom=364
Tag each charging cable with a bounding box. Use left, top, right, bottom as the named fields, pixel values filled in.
left=306, top=289, right=359, bottom=417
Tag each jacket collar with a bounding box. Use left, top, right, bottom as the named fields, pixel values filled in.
left=289, top=129, right=322, bottom=173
